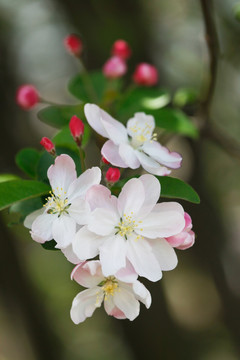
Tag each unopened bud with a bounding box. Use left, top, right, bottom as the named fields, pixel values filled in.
left=111, top=39, right=131, bottom=60
left=133, top=63, right=158, bottom=86
left=40, top=137, right=55, bottom=156
left=101, top=156, right=110, bottom=165
left=64, top=34, right=83, bottom=56
left=69, top=115, right=84, bottom=146
left=16, top=84, right=39, bottom=110
left=105, top=167, right=120, bottom=183
left=103, top=56, right=127, bottom=79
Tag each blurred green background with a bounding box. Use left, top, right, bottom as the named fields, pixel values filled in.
left=1, top=0, right=240, bottom=359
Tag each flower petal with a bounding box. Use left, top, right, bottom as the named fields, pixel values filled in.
left=61, top=244, right=81, bottom=264
left=31, top=213, right=55, bottom=241
left=176, top=230, right=195, bottom=250
left=135, top=150, right=171, bottom=176
left=132, top=280, right=152, bottom=308
left=71, top=261, right=104, bottom=287
left=70, top=287, right=103, bottom=324
left=52, top=215, right=76, bottom=249
left=101, top=118, right=128, bottom=145
left=136, top=174, right=160, bottom=219
left=113, top=287, right=140, bottom=321
left=47, top=154, right=77, bottom=191
left=118, top=178, right=145, bottom=216
left=84, top=103, right=109, bottom=138
left=104, top=297, right=126, bottom=319
left=67, top=167, right=101, bottom=200
left=143, top=141, right=182, bottom=169
left=118, top=143, right=140, bottom=169
left=101, top=140, right=128, bottom=168
left=72, top=226, right=103, bottom=260
left=115, top=260, right=138, bottom=283
left=24, top=208, right=44, bottom=229
left=127, top=236, right=162, bottom=281
left=68, top=198, right=90, bottom=225
left=147, top=238, right=178, bottom=271
left=86, top=184, right=117, bottom=212
left=99, top=235, right=127, bottom=277
left=88, top=208, right=118, bottom=236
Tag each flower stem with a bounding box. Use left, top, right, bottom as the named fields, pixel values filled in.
left=78, top=59, right=98, bottom=103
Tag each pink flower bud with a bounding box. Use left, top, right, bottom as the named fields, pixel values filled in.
left=69, top=115, right=84, bottom=139
left=111, top=39, right=131, bottom=60
left=103, top=56, right=127, bottom=79
left=64, top=34, right=83, bottom=56
left=16, top=85, right=39, bottom=110
left=184, top=212, right=192, bottom=231
left=40, top=137, right=55, bottom=155
left=166, top=212, right=195, bottom=250
left=133, top=63, right=158, bottom=86
left=101, top=156, right=110, bottom=165
left=105, top=167, right=120, bottom=183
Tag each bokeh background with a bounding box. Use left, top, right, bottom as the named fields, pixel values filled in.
left=1, top=0, right=240, bottom=359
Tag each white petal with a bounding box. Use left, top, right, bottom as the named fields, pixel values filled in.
left=118, top=178, right=145, bottom=216
left=113, top=287, right=140, bottom=321
left=143, top=141, right=182, bottom=169
left=24, top=208, right=44, bottom=229
left=101, top=140, right=128, bottom=168
left=88, top=208, right=118, bottom=236
left=68, top=198, right=90, bottom=225
left=101, top=118, right=128, bottom=145
left=104, top=297, right=126, bottom=319
left=99, top=235, right=127, bottom=277
left=135, top=150, right=171, bottom=176
left=52, top=215, right=76, bottom=249
left=61, top=244, right=81, bottom=264
left=68, top=167, right=101, bottom=200
left=71, top=261, right=104, bottom=287
left=47, top=154, right=77, bottom=191
left=118, top=143, right=140, bottom=169
left=132, top=280, right=152, bottom=308
left=127, top=113, right=155, bottom=140
left=127, top=236, right=162, bottom=281
left=86, top=184, right=117, bottom=212
left=70, top=287, right=103, bottom=324
left=72, top=226, right=103, bottom=260
left=84, top=103, right=109, bottom=138
left=138, top=202, right=185, bottom=238
left=31, top=213, right=55, bottom=241
left=147, top=238, right=178, bottom=271
left=136, top=174, right=160, bottom=219
left=115, top=260, right=138, bottom=283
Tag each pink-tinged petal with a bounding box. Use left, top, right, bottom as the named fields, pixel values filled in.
left=147, top=238, right=178, bottom=271
left=127, top=236, right=162, bottom=282
left=132, top=280, right=152, bottom=308
left=118, top=178, right=145, bottom=216
left=67, top=167, right=101, bottom=200
left=138, top=202, right=185, bottom=238
left=31, top=213, right=56, bottom=241
left=127, top=112, right=155, bottom=140
left=166, top=232, right=188, bottom=248
left=118, top=143, right=140, bottom=169
left=24, top=208, right=44, bottom=229
left=184, top=212, right=192, bottom=231
left=135, top=150, right=171, bottom=176
left=142, top=141, right=182, bottom=169
left=86, top=184, right=117, bottom=212
left=104, top=297, right=126, bottom=319
left=68, top=198, right=90, bottom=225
left=30, top=231, right=46, bottom=244
left=136, top=174, right=160, bottom=219
left=47, top=154, right=77, bottom=191
left=101, top=118, right=128, bottom=145
left=115, top=260, right=138, bottom=283
left=88, top=208, right=118, bottom=236
left=101, top=140, right=128, bottom=168
left=84, top=103, right=109, bottom=138
left=71, top=261, right=104, bottom=287
left=113, top=287, right=140, bottom=321
left=52, top=215, right=76, bottom=249
left=72, top=226, right=103, bottom=260
left=70, top=287, right=103, bottom=324
left=176, top=230, right=195, bottom=250
left=99, top=235, right=127, bottom=277
left=61, top=244, right=82, bottom=264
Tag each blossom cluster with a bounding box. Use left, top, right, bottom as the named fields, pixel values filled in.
left=24, top=102, right=195, bottom=323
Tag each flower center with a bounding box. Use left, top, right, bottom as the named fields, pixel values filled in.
left=115, top=213, right=143, bottom=240
left=129, top=122, right=157, bottom=148
left=101, top=276, right=119, bottom=300
left=44, top=187, right=70, bottom=216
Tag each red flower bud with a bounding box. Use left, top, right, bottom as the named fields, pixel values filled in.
left=133, top=63, right=158, bottom=86
left=101, top=156, right=110, bottom=165
left=40, top=137, right=55, bottom=155
left=70, top=115, right=84, bottom=138
left=103, top=56, right=127, bottom=79
left=111, top=39, right=131, bottom=60
left=105, top=167, right=120, bottom=183
left=64, top=34, right=83, bottom=56
left=16, top=84, right=39, bottom=110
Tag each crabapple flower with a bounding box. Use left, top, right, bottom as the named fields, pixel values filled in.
left=40, top=137, right=55, bottom=155
left=166, top=212, right=195, bottom=250
left=105, top=167, right=120, bottom=183
left=64, top=34, right=83, bottom=56
left=24, top=154, right=101, bottom=249
left=103, top=56, right=127, bottom=78
left=16, top=84, right=39, bottom=109
left=72, top=175, right=185, bottom=281
left=133, top=63, right=158, bottom=86
left=84, top=103, right=182, bottom=176
left=70, top=260, right=151, bottom=323
left=111, top=39, right=131, bottom=60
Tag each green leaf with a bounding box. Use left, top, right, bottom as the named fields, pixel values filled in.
left=0, top=174, right=20, bottom=183
left=0, top=180, right=50, bottom=211
left=173, top=88, right=198, bottom=107
left=154, top=108, right=198, bottom=138
left=16, top=148, right=40, bottom=178
left=9, top=197, right=43, bottom=221
left=117, top=87, right=170, bottom=121
left=37, top=104, right=84, bottom=129
left=42, top=240, right=59, bottom=251
left=53, top=123, right=91, bottom=149
left=69, top=71, right=108, bottom=102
